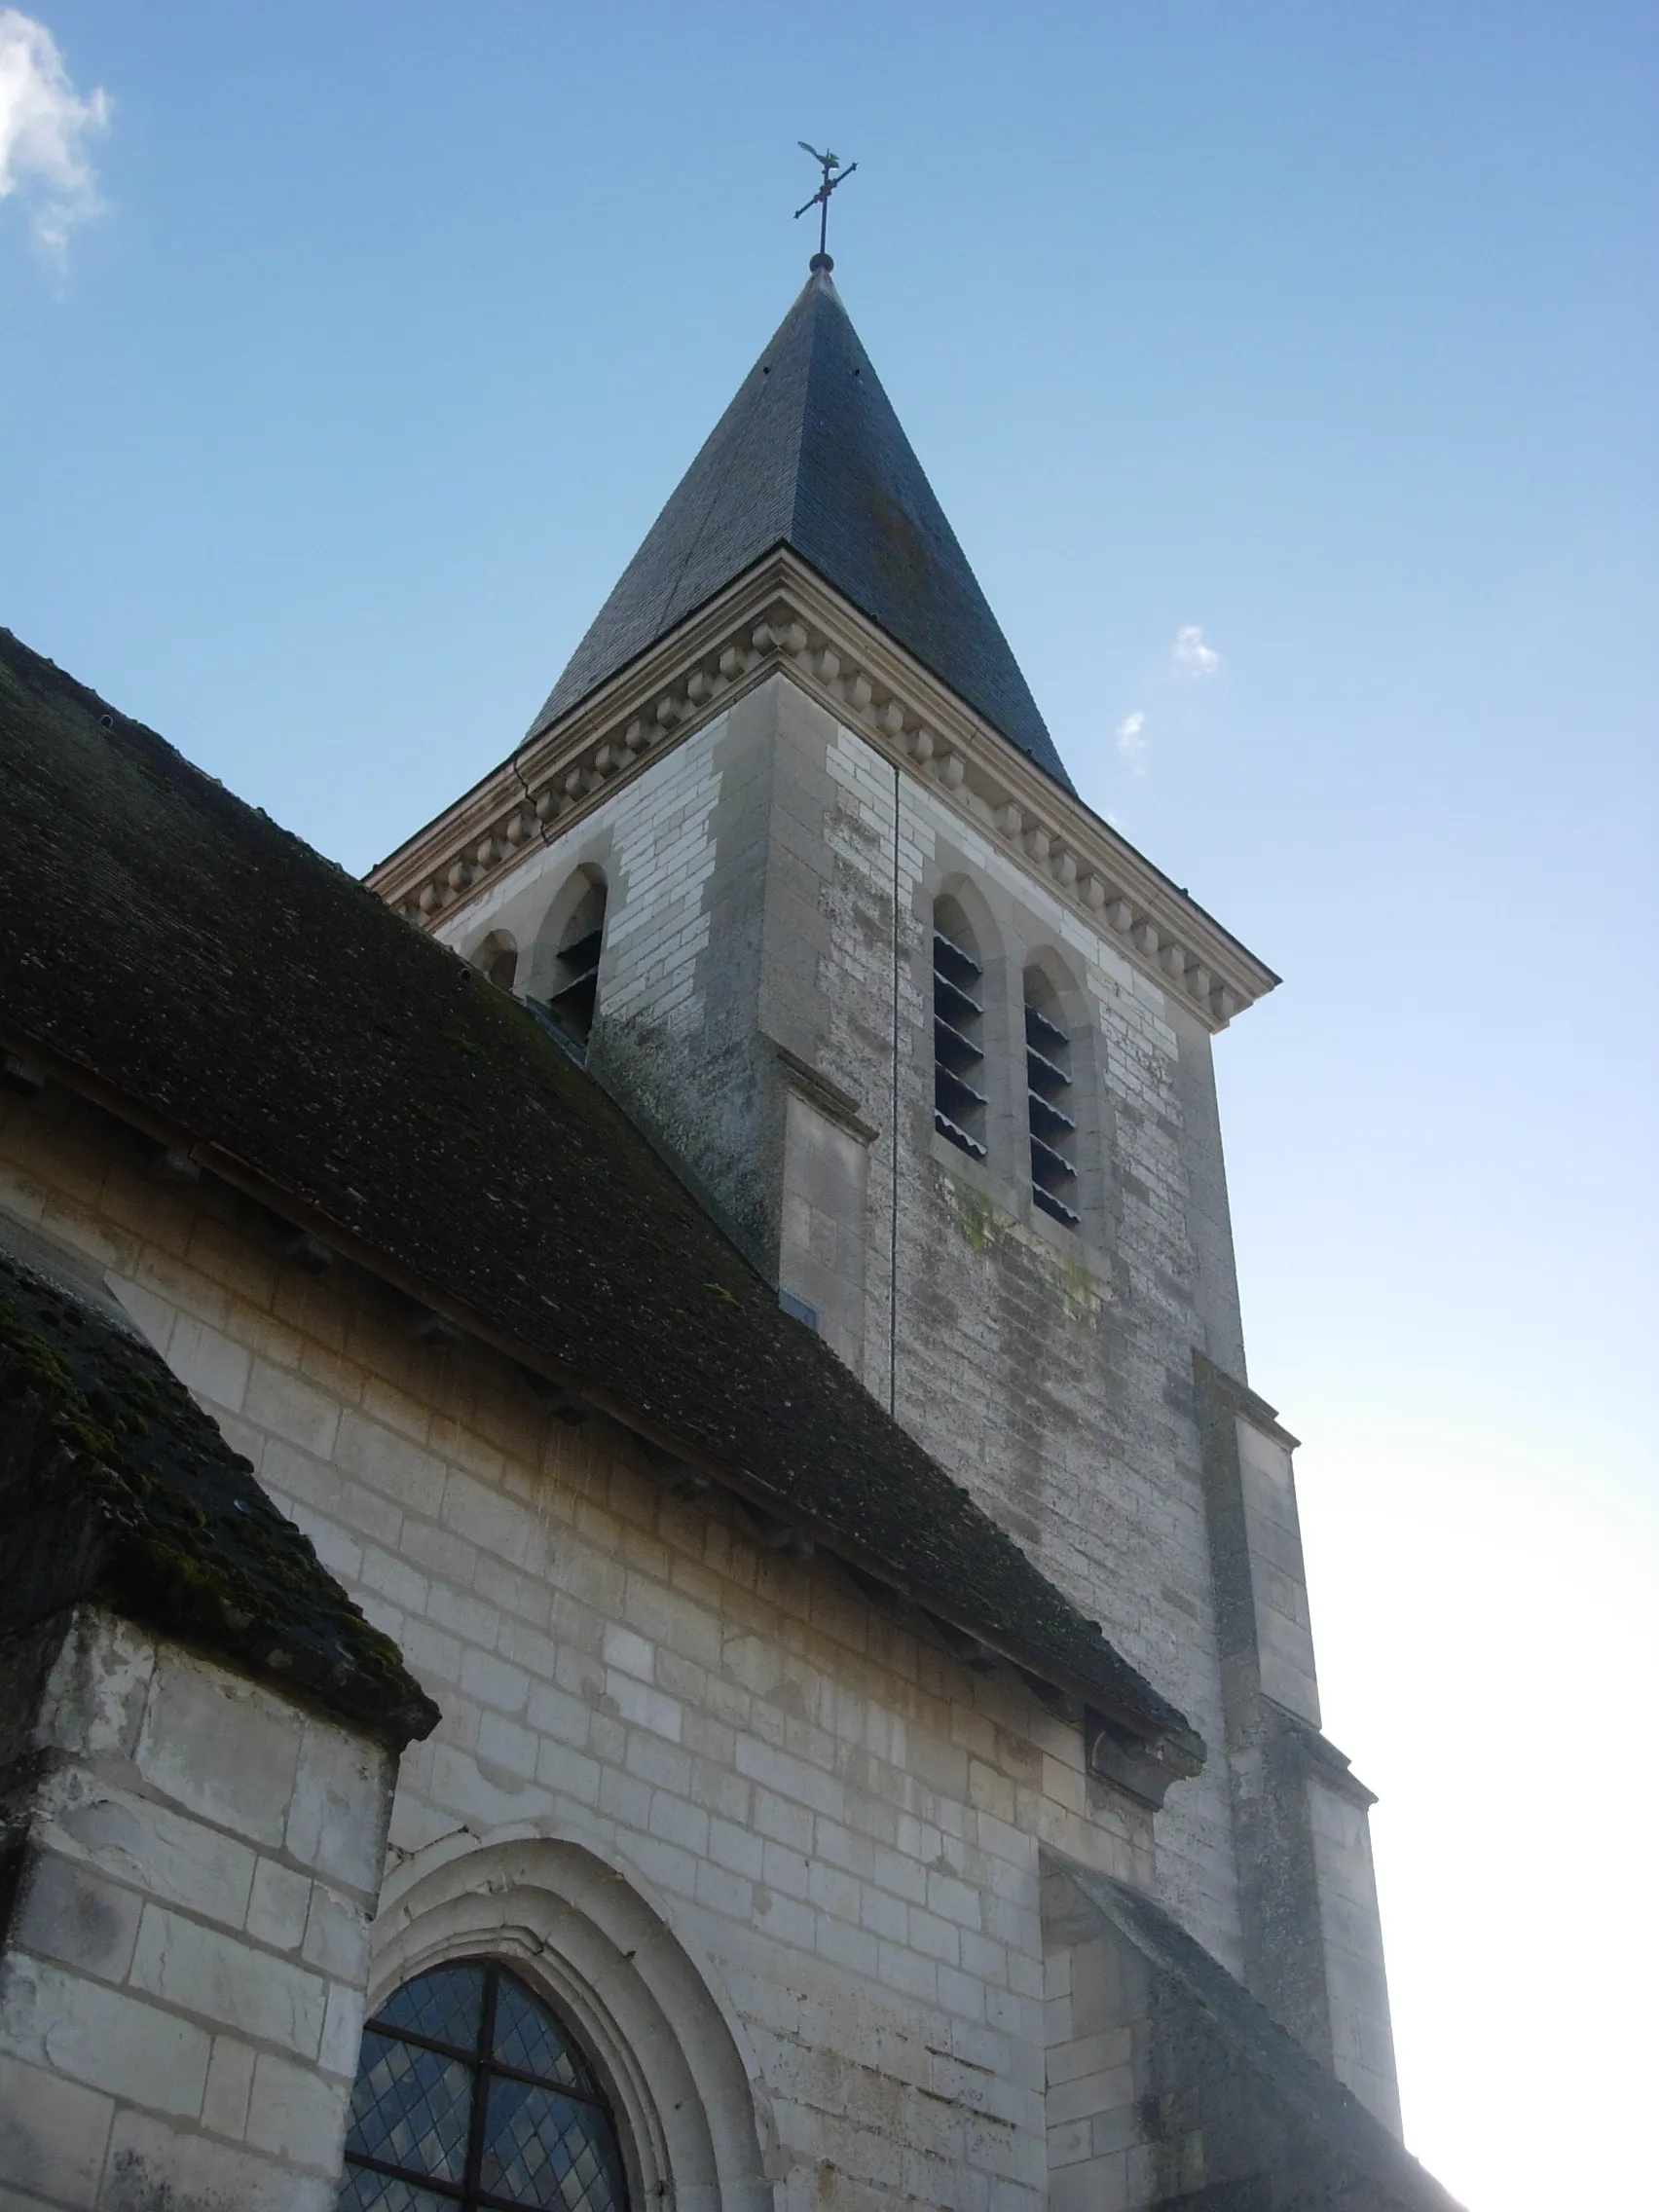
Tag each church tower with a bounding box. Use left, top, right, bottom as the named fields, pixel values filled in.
left=370, top=261, right=1404, bottom=2140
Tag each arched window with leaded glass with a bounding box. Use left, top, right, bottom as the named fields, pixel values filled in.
left=339, top=1958, right=629, bottom=2212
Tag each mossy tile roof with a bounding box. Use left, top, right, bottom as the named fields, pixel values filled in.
left=0, top=626, right=1195, bottom=1763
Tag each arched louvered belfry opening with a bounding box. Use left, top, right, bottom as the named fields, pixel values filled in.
left=546, top=876, right=608, bottom=1048
left=932, top=895, right=988, bottom=1161
left=1023, top=965, right=1079, bottom=1226
left=338, top=1957, right=630, bottom=2211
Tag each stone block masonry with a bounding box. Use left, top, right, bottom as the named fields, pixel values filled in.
left=0, top=1088, right=1163, bottom=2210
left=420, top=675, right=1388, bottom=2084
left=749, top=690, right=1247, bottom=1975
left=0, top=1607, right=396, bottom=2211
left=461, top=668, right=1406, bottom=2140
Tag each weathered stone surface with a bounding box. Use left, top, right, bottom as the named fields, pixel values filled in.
left=0, top=627, right=1197, bottom=1756
left=0, top=1122, right=1155, bottom=2209
left=1041, top=1859, right=1459, bottom=2212
left=0, top=2047, right=116, bottom=2203
left=0, top=1609, right=397, bottom=2210
left=0, top=565, right=1439, bottom=2206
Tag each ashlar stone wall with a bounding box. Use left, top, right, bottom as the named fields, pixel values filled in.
left=422, top=668, right=1400, bottom=2132
left=0, top=1083, right=1163, bottom=2212
left=456, top=676, right=1244, bottom=1972
left=0, top=1606, right=395, bottom=2212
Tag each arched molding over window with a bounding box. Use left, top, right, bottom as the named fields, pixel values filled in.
left=469, top=929, right=519, bottom=994
left=530, top=868, right=608, bottom=1050
left=1021, top=950, right=1098, bottom=1234
left=932, top=884, right=1008, bottom=1167
left=366, top=1829, right=776, bottom=2212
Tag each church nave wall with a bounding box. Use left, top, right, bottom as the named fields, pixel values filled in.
left=0, top=1088, right=1160, bottom=2211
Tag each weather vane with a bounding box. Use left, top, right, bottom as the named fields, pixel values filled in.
left=795, top=143, right=857, bottom=267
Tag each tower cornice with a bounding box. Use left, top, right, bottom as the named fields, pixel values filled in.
left=366, top=552, right=1279, bottom=1032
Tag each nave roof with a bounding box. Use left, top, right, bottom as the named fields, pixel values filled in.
left=0, top=627, right=1195, bottom=1766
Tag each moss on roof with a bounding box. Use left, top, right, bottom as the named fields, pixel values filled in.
left=0, top=625, right=1197, bottom=1763
left=0, top=1247, right=438, bottom=1747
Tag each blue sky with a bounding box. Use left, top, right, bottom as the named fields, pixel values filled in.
left=3, top=7, right=1655, bottom=2202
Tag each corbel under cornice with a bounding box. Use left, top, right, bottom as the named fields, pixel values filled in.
left=365, top=552, right=1279, bottom=1032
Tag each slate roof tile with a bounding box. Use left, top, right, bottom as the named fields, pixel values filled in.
left=530, top=268, right=1075, bottom=793
left=0, top=1239, right=439, bottom=1747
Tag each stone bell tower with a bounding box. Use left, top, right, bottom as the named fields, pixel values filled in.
left=368, top=258, right=1405, bottom=2135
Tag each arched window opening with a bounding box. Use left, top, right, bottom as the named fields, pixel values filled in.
left=1024, top=969, right=1079, bottom=1226
left=933, top=897, right=987, bottom=1161
left=339, top=1958, right=629, bottom=2212
left=547, top=879, right=608, bottom=1047
left=473, top=932, right=519, bottom=994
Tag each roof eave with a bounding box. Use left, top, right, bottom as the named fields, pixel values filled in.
left=0, top=1014, right=1200, bottom=1777
left=369, top=550, right=1278, bottom=1032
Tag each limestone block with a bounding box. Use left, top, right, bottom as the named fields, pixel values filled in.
left=1235, top=1416, right=1322, bottom=1730
left=778, top=1088, right=870, bottom=1376
left=333, top=1408, right=448, bottom=1518
left=35, top=1611, right=155, bottom=1761
left=302, top=1883, right=371, bottom=1984
left=129, top=1904, right=328, bottom=2060
left=165, top=1312, right=251, bottom=1413
left=101, top=2107, right=340, bottom=2212
left=245, top=1857, right=313, bottom=1952
left=134, top=1653, right=305, bottom=1851
left=42, top=1770, right=260, bottom=1927
left=0, top=2050, right=114, bottom=2203
left=285, top=1716, right=393, bottom=1895
left=318, top=1979, right=368, bottom=2080
left=244, top=2047, right=349, bottom=2164
left=0, top=1952, right=211, bottom=2116
left=244, top=1357, right=342, bottom=1459
left=9, top=1852, right=142, bottom=1985
left=200, top=2034, right=257, bottom=2139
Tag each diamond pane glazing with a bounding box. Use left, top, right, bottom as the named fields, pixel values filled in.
left=346, top=2033, right=472, bottom=2184
left=492, top=1974, right=596, bottom=2095
left=479, top=2080, right=625, bottom=2210
left=372, top=1964, right=487, bottom=2053
left=337, top=2165, right=455, bottom=2212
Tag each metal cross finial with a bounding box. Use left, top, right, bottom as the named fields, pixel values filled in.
left=795, top=142, right=857, bottom=266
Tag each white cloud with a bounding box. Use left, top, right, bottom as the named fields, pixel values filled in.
left=1115, top=709, right=1148, bottom=768
left=0, top=10, right=110, bottom=261
left=1173, top=624, right=1221, bottom=677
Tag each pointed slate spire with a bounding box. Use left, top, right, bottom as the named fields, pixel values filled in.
left=529, top=266, right=1074, bottom=793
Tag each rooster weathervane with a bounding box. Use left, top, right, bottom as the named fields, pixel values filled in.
left=795, top=143, right=858, bottom=264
